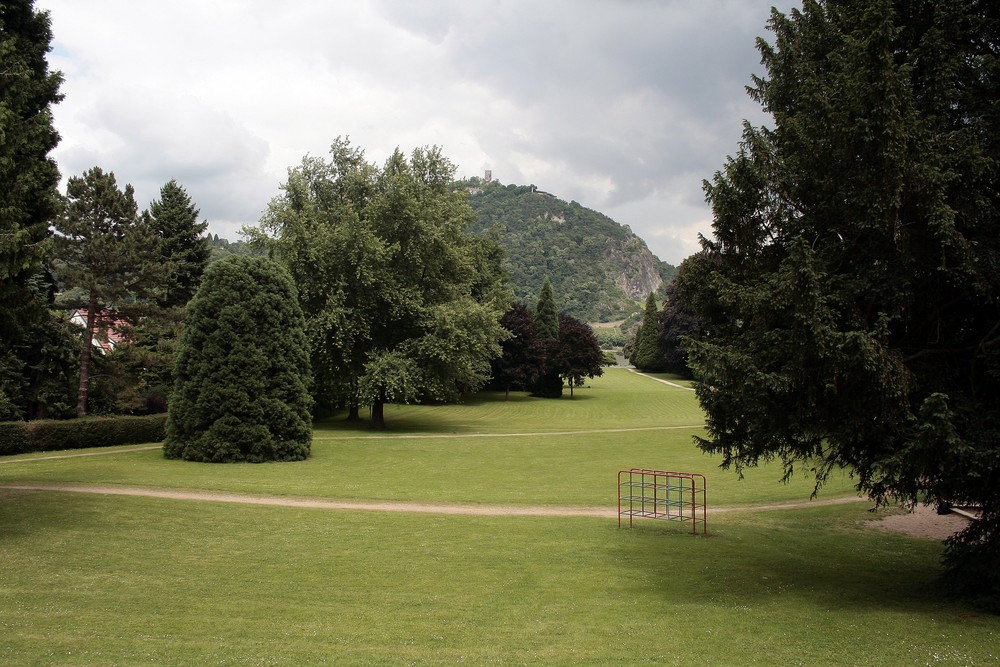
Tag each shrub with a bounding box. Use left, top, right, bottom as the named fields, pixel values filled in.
left=0, top=421, right=30, bottom=455
left=0, top=414, right=166, bottom=455
left=164, top=255, right=312, bottom=463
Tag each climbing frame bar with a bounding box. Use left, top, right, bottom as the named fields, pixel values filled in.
left=617, top=468, right=707, bottom=534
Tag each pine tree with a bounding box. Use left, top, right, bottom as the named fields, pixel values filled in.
left=53, top=167, right=166, bottom=416
left=164, top=256, right=312, bottom=462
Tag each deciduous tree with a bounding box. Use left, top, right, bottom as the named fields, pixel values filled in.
left=248, top=139, right=510, bottom=428
left=683, top=0, right=1000, bottom=608
left=551, top=313, right=604, bottom=398
left=489, top=301, right=545, bottom=399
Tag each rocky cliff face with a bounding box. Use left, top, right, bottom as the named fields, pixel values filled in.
left=606, top=225, right=664, bottom=300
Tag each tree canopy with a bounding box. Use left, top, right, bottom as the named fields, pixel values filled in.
left=247, top=139, right=511, bottom=428
left=681, top=0, right=1000, bottom=608
left=164, top=255, right=312, bottom=462
left=628, top=293, right=666, bottom=372
left=147, top=179, right=209, bottom=308
left=551, top=313, right=604, bottom=398
left=52, top=167, right=165, bottom=416
left=0, top=0, right=65, bottom=420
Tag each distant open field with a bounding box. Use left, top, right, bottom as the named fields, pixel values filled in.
left=1, top=369, right=996, bottom=665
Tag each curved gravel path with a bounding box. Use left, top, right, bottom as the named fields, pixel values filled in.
left=0, top=482, right=864, bottom=518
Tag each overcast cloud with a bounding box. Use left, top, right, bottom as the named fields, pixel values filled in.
left=37, top=0, right=796, bottom=266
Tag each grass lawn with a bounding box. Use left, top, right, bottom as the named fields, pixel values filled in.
left=1, top=369, right=996, bottom=665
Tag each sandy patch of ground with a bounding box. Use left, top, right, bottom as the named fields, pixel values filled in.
left=869, top=503, right=972, bottom=541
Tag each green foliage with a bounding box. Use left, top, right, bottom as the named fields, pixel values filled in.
left=685, top=0, right=1000, bottom=609
left=463, top=178, right=675, bottom=321
left=147, top=179, right=209, bottom=308
left=533, top=276, right=559, bottom=342
left=53, top=167, right=168, bottom=416
left=591, top=327, right=627, bottom=349
left=551, top=313, right=604, bottom=397
left=628, top=292, right=666, bottom=371
left=0, top=414, right=166, bottom=454
left=0, top=1, right=65, bottom=420
left=248, top=139, right=510, bottom=428
left=164, top=256, right=312, bottom=462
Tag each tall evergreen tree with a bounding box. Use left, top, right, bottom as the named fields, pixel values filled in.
left=534, top=277, right=559, bottom=343
left=682, top=0, right=1000, bottom=608
left=147, top=179, right=210, bottom=308
left=657, top=262, right=702, bottom=379
left=164, top=255, right=312, bottom=462
left=628, top=292, right=666, bottom=371
left=532, top=277, right=563, bottom=398
left=0, top=1, right=64, bottom=419
left=53, top=167, right=166, bottom=416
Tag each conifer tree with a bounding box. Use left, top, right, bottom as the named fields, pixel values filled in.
left=628, top=293, right=666, bottom=371
left=0, top=1, right=64, bottom=419
left=147, top=179, right=210, bottom=308
left=683, top=0, right=1000, bottom=608
left=164, top=256, right=312, bottom=462
left=53, top=167, right=165, bottom=416
left=532, top=277, right=563, bottom=398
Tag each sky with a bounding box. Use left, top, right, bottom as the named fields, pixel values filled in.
left=36, top=0, right=797, bottom=267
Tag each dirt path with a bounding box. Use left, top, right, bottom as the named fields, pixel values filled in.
left=0, top=482, right=970, bottom=539
left=627, top=368, right=696, bottom=391
left=0, top=482, right=865, bottom=518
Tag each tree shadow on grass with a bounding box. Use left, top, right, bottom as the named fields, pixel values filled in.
left=615, top=505, right=948, bottom=614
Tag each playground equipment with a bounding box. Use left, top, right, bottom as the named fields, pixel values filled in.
left=618, top=468, right=707, bottom=534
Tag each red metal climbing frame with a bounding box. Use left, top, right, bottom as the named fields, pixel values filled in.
left=618, top=468, right=707, bottom=534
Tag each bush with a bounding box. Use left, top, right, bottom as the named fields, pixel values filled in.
left=164, top=256, right=312, bottom=463
left=0, top=421, right=30, bottom=455
left=0, top=414, right=166, bottom=455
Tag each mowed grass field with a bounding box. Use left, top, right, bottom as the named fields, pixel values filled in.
left=1, top=369, right=997, bottom=665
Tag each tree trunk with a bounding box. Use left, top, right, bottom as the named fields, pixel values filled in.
left=76, top=302, right=97, bottom=417
left=568, top=378, right=574, bottom=399
left=347, top=398, right=360, bottom=422
left=370, top=388, right=387, bottom=429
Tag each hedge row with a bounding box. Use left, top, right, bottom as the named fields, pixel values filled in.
left=0, top=414, right=167, bottom=456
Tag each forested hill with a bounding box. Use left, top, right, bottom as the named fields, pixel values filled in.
left=461, top=178, right=676, bottom=322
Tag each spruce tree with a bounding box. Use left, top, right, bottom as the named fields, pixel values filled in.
left=148, top=179, right=210, bottom=308
left=164, top=255, right=312, bottom=462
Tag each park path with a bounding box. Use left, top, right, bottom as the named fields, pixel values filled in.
left=627, top=368, right=696, bottom=391
left=0, top=481, right=864, bottom=518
